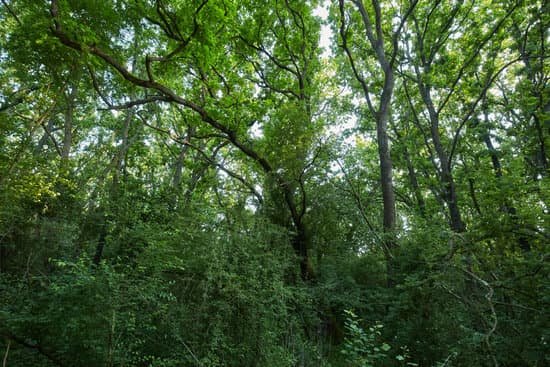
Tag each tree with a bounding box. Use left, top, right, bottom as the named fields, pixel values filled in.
left=0, top=1, right=548, bottom=366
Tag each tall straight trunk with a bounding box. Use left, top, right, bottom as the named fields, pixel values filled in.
left=338, top=0, right=410, bottom=286
left=378, top=108, right=397, bottom=287
left=293, top=222, right=310, bottom=281
left=377, top=85, right=397, bottom=234
left=339, top=0, right=398, bottom=244
left=286, top=192, right=311, bottom=281
left=375, top=58, right=397, bottom=288
left=483, top=133, right=503, bottom=178
left=419, top=82, right=465, bottom=233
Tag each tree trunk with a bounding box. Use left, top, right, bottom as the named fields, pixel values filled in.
left=481, top=119, right=530, bottom=252
left=61, top=86, right=77, bottom=161
left=420, top=82, right=466, bottom=233
left=92, top=111, right=133, bottom=265
left=377, top=102, right=396, bottom=234
left=293, top=224, right=311, bottom=281
left=92, top=224, right=107, bottom=266
left=391, top=119, right=426, bottom=217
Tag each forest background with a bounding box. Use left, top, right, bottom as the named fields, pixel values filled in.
left=0, top=0, right=548, bottom=366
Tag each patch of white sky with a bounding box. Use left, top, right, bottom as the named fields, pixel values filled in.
left=313, top=2, right=360, bottom=151
left=312, top=4, right=332, bottom=59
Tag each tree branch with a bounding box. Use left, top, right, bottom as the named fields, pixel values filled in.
left=50, top=0, right=273, bottom=174
left=447, top=57, right=521, bottom=169
left=183, top=140, right=264, bottom=204
left=0, top=86, right=39, bottom=113
left=338, top=0, right=375, bottom=114
left=1, top=0, right=21, bottom=26
left=437, top=1, right=520, bottom=114
left=390, top=0, right=419, bottom=67
left=1, top=332, right=65, bottom=367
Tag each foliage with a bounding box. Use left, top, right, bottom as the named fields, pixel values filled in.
left=0, top=0, right=548, bottom=366
left=341, top=311, right=391, bottom=367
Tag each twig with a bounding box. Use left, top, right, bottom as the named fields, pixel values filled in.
left=2, top=332, right=64, bottom=367
left=181, top=340, right=203, bottom=367
left=183, top=140, right=264, bottom=204
left=1, top=0, right=21, bottom=25
left=461, top=267, right=499, bottom=367
left=336, top=159, right=387, bottom=254
left=2, top=339, right=10, bottom=367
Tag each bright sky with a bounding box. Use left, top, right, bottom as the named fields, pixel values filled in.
left=313, top=4, right=333, bottom=58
